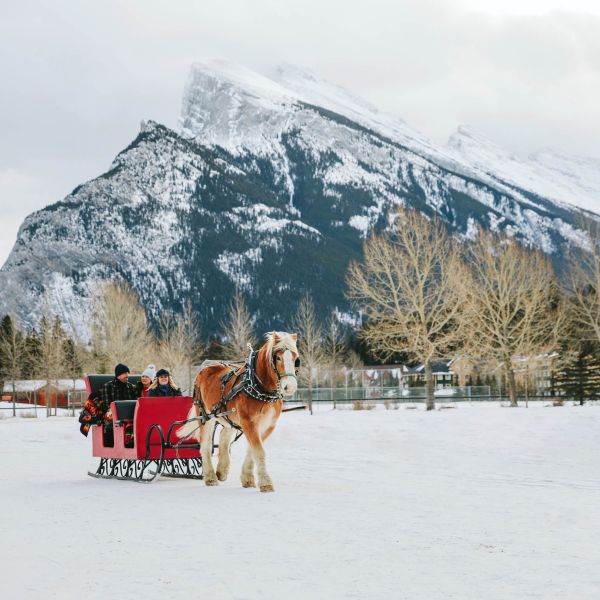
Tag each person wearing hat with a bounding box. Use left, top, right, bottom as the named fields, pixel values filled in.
left=99, top=363, right=138, bottom=424
left=148, top=368, right=182, bottom=397
left=136, top=364, right=156, bottom=398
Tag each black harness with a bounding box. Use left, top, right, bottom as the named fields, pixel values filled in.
left=193, top=345, right=296, bottom=432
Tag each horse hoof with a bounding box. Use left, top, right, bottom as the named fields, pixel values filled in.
left=216, top=470, right=229, bottom=482
left=204, top=477, right=219, bottom=486
left=241, top=478, right=256, bottom=488
left=260, top=484, right=275, bottom=493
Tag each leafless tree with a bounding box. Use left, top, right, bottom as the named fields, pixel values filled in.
left=91, top=281, right=155, bottom=373
left=158, top=301, right=203, bottom=394
left=347, top=208, right=467, bottom=410
left=220, top=289, right=256, bottom=361
left=463, top=231, right=561, bottom=407
left=291, top=293, right=324, bottom=414
left=0, top=315, right=28, bottom=416
left=38, top=314, right=67, bottom=416
left=323, top=314, right=347, bottom=408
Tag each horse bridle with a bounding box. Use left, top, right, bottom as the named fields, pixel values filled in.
left=272, top=348, right=300, bottom=382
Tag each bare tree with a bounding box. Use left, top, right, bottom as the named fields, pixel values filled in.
left=323, top=313, right=347, bottom=408
left=221, top=289, right=256, bottom=361
left=347, top=209, right=466, bottom=410
left=0, top=315, right=28, bottom=416
left=158, top=301, right=203, bottom=394
left=463, top=231, right=561, bottom=407
left=91, top=281, right=155, bottom=372
left=38, top=315, right=67, bottom=416
left=291, top=293, right=324, bottom=414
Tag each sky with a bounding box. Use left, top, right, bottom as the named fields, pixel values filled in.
left=1, top=0, right=599, bottom=266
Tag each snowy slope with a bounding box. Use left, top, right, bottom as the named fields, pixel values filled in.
left=185, top=60, right=600, bottom=216
left=178, top=61, right=590, bottom=250
left=1, top=404, right=599, bottom=599
left=0, top=61, right=598, bottom=335
left=449, top=126, right=600, bottom=214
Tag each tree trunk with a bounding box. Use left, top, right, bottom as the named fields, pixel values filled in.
left=46, top=382, right=51, bottom=417
left=11, top=378, right=16, bottom=417
left=307, top=373, right=313, bottom=415
left=331, top=367, right=337, bottom=410
left=506, top=364, right=518, bottom=407
left=425, top=360, right=435, bottom=411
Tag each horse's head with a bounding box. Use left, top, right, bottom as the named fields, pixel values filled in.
left=267, top=331, right=300, bottom=397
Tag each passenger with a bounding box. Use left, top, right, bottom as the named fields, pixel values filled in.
left=148, top=368, right=183, bottom=397
left=100, top=363, right=138, bottom=424
left=136, top=364, right=156, bottom=398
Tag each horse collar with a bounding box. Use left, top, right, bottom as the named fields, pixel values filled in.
left=243, top=349, right=283, bottom=403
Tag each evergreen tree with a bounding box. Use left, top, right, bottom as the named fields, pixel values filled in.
left=62, top=337, right=83, bottom=379
left=0, top=315, right=27, bottom=416
left=204, top=336, right=225, bottom=359
left=22, top=329, right=42, bottom=379
left=554, top=342, right=600, bottom=405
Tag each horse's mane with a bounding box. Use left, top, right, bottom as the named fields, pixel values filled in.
left=265, top=331, right=298, bottom=357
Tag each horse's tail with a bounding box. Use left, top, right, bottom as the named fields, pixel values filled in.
left=176, top=404, right=200, bottom=440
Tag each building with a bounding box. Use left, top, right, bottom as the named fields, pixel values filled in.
left=2, top=379, right=87, bottom=408
left=404, top=361, right=455, bottom=388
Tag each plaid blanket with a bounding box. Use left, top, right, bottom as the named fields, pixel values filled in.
left=78, top=393, right=104, bottom=436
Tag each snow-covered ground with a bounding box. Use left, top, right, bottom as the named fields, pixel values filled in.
left=0, top=404, right=598, bottom=600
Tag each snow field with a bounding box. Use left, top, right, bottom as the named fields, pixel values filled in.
left=0, top=404, right=598, bottom=600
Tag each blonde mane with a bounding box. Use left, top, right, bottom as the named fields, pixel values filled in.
left=265, top=331, right=298, bottom=357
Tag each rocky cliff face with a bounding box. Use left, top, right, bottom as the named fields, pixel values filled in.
left=1, top=60, right=596, bottom=339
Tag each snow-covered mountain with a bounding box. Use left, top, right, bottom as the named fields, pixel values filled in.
left=448, top=126, right=600, bottom=215
left=1, top=60, right=598, bottom=338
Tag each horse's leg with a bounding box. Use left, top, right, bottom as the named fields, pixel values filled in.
left=243, top=421, right=274, bottom=493
left=261, top=423, right=277, bottom=442
left=240, top=443, right=256, bottom=488
left=216, top=423, right=234, bottom=482
left=201, top=418, right=219, bottom=486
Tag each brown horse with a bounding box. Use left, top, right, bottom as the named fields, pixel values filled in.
left=176, top=331, right=299, bottom=492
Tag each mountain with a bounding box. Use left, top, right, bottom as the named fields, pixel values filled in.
left=1, top=60, right=597, bottom=339
left=448, top=126, right=600, bottom=215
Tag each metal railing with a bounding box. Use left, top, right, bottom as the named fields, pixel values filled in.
left=290, top=385, right=493, bottom=404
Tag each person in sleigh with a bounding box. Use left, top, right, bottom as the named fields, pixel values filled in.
left=78, top=364, right=138, bottom=444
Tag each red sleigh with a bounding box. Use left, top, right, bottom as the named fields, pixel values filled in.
left=86, top=375, right=203, bottom=483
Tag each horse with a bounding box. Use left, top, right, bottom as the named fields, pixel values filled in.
left=176, top=331, right=299, bottom=492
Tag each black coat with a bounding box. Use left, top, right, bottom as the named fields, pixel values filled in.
left=148, top=384, right=182, bottom=397
left=99, top=378, right=138, bottom=412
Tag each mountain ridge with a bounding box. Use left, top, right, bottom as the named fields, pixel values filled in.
left=1, top=61, right=597, bottom=339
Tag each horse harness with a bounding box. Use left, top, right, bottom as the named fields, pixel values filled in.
left=193, top=345, right=297, bottom=434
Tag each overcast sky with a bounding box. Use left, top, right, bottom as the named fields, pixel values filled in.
left=1, top=0, right=599, bottom=266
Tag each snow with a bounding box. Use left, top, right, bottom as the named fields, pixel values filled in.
left=449, top=126, right=600, bottom=215
left=1, top=404, right=599, bottom=599
left=182, top=61, right=600, bottom=219
left=2, top=61, right=598, bottom=336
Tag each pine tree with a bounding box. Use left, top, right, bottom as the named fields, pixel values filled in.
left=63, top=338, right=83, bottom=379
left=0, top=315, right=28, bottom=416
left=22, top=329, right=42, bottom=379
left=554, top=342, right=600, bottom=405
